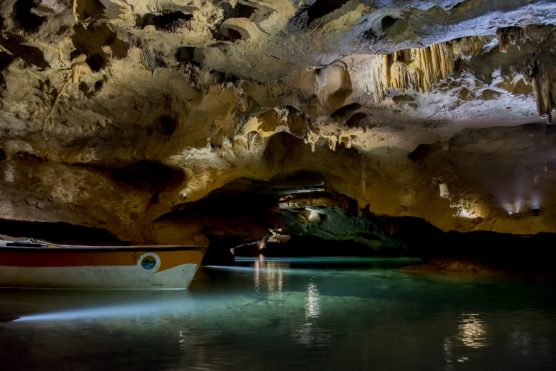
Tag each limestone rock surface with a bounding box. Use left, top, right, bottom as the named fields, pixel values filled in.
left=1, top=0, right=556, bottom=244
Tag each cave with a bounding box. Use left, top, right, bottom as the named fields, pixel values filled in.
left=0, top=1, right=555, bottom=369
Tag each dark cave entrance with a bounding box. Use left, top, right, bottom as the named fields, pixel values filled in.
left=149, top=170, right=556, bottom=278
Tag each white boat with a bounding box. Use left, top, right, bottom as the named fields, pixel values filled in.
left=0, top=240, right=205, bottom=290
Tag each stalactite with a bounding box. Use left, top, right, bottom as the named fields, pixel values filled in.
left=365, top=55, right=389, bottom=100
left=387, top=41, right=456, bottom=93
left=370, top=37, right=486, bottom=99
left=390, top=62, right=420, bottom=91
left=531, top=58, right=556, bottom=123
left=305, top=129, right=320, bottom=152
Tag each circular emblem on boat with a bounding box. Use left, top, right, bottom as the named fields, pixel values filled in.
left=139, top=253, right=161, bottom=272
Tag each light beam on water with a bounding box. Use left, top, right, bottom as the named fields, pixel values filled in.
left=14, top=296, right=195, bottom=322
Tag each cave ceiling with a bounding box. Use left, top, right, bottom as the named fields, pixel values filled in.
left=0, top=0, right=556, bottom=244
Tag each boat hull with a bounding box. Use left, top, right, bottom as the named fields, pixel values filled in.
left=0, top=246, right=204, bottom=290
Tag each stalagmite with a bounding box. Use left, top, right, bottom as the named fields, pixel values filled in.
left=531, top=58, right=556, bottom=123
left=493, top=26, right=556, bottom=122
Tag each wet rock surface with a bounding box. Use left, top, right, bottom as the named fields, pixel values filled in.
left=0, top=1, right=555, bottom=249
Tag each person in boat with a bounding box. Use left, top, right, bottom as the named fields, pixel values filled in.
left=258, top=229, right=291, bottom=251
left=257, top=234, right=270, bottom=251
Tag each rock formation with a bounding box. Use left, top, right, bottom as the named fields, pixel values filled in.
left=1, top=0, right=556, bottom=247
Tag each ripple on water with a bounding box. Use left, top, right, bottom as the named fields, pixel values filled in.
left=0, top=257, right=555, bottom=370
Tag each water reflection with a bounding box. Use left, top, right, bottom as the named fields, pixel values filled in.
left=177, top=330, right=187, bottom=352
left=0, top=258, right=554, bottom=370
left=443, top=312, right=488, bottom=367
left=305, top=281, right=320, bottom=319
left=458, top=313, right=487, bottom=349
left=253, top=255, right=287, bottom=293
left=294, top=280, right=330, bottom=346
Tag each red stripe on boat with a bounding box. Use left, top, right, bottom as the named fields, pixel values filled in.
left=0, top=250, right=203, bottom=272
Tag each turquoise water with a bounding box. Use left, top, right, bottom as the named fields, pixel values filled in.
left=0, top=257, right=555, bottom=370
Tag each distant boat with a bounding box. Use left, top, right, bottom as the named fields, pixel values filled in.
left=0, top=241, right=205, bottom=290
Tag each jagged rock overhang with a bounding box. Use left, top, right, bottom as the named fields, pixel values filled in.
left=0, top=1, right=556, bottom=244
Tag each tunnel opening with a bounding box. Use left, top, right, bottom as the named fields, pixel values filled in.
left=234, top=201, right=556, bottom=279
left=0, top=219, right=128, bottom=245
left=159, top=170, right=408, bottom=264
left=165, top=157, right=556, bottom=280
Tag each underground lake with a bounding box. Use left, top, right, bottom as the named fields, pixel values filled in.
left=1, top=256, right=554, bottom=370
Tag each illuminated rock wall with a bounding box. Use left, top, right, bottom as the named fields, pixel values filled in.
left=0, top=1, right=555, bottom=244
